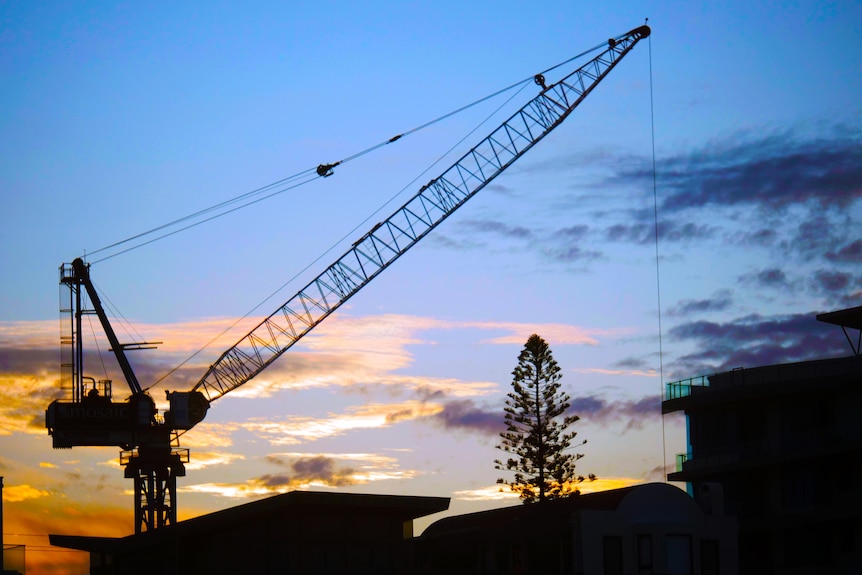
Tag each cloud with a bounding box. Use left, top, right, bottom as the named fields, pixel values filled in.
left=568, top=394, right=660, bottom=431
left=184, top=451, right=245, bottom=471
left=457, top=219, right=533, bottom=239
left=667, top=290, right=733, bottom=317
left=555, top=224, right=590, bottom=242
left=605, top=221, right=717, bottom=245
left=810, top=270, right=855, bottom=295
left=451, top=485, right=519, bottom=502
left=428, top=399, right=502, bottom=435
left=584, top=128, right=862, bottom=270
left=2, top=483, right=50, bottom=502
left=541, top=244, right=604, bottom=263
left=738, top=267, right=795, bottom=291
left=489, top=477, right=642, bottom=500
left=227, top=315, right=607, bottom=398
left=184, top=452, right=417, bottom=498
left=180, top=422, right=239, bottom=448
left=826, top=239, right=862, bottom=263
left=466, top=321, right=631, bottom=346
left=239, top=401, right=445, bottom=445
left=667, top=311, right=849, bottom=376
left=647, top=129, right=862, bottom=212
left=257, top=455, right=357, bottom=488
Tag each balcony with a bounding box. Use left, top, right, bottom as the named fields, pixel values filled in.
left=664, top=375, right=710, bottom=400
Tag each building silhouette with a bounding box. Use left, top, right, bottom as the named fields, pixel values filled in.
left=662, top=307, right=862, bottom=574
left=51, top=491, right=449, bottom=574
left=419, top=482, right=737, bottom=574
left=50, top=483, right=737, bottom=574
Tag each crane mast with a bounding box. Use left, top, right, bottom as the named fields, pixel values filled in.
left=45, top=25, right=650, bottom=534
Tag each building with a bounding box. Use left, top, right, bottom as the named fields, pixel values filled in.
left=50, top=484, right=736, bottom=574
left=50, top=491, right=449, bottom=574
left=662, top=307, right=862, bottom=574
left=418, top=482, right=737, bottom=574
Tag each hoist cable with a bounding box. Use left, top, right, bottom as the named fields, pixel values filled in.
left=86, top=168, right=317, bottom=261
left=646, top=23, right=668, bottom=482
left=90, top=172, right=319, bottom=264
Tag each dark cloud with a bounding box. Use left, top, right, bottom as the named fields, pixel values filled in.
left=826, top=239, right=862, bottom=263
left=458, top=219, right=532, bottom=239
left=736, top=228, right=779, bottom=248
left=738, top=268, right=792, bottom=290
left=485, top=182, right=516, bottom=196
left=568, top=394, right=660, bottom=432
left=667, top=290, right=733, bottom=317
left=811, top=270, right=852, bottom=294
left=667, top=311, right=849, bottom=376
left=647, top=130, right=862, bottom=212
left=784, top=214, right=846, bottom=260
left=605, top=223, right=653, bottom=244
left=430, top=399, right=502, bottom=436
left=555, top=224, right=590, bottom=242
left=660, top=221, right=718, bottom=243
left=259, top=454, right=356, bottom=487
left=612, top=356, right=652, bottom=370
left=0, top=346, right=56, bottom=374
left=836, top=291, right=862, bottom=309
left=541, top=244, right=603, bottom=263
left=429, top=394, right=661, bottom=438
left=603, top=220, right=717, bottom=245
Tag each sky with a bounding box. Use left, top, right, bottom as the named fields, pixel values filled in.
left=1, top=1, right=861, bottom=573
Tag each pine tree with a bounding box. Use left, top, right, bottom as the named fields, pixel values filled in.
left=495, top=334, right=594, bottom=503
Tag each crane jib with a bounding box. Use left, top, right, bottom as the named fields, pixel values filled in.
left=193, top=25, right=650, bottom=404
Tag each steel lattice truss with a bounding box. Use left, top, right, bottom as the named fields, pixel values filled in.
left=193, top=26, right=649, bottom=402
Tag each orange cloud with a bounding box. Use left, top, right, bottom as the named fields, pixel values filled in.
left=240, top=401, right=444, bottom=444
left=184, top=451, right=245, bottom=471
left=2, top=483, right=50, bottom=502
left=459, top=476, right=645, bottom=502
left=179, top=421, right=239, bottom=447
left=183, top=451, right=419, bottom=498
left=466, top=321, right=634, bottom=346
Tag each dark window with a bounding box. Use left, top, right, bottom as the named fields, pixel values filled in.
left=701, top=539, right=719, bottom=575
left=638, top=534, right=653, bottom=573
left=666, top=534, right=692, bottom=575
left=603, top=536, right=623, bottom=575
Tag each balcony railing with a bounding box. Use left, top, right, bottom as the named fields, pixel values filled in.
left=675, top=450, right=741, bottom=472
left=664, top=375, right=710, bottom=400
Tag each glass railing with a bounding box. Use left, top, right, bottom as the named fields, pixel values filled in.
left=664, top=375, right=710, bottom=400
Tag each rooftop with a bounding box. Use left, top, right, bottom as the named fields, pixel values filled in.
left=50, top=490, right=450, bottom=554
left=663, top=354, right=862, bottom=413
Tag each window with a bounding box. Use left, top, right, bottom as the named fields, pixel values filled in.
left=637, top=534, right=653, bottom=573
left=666, top=534, right=692, bottom=575
left=603, top=536, right=623, bottom=575
left=701, top=539, right=719, bottom=575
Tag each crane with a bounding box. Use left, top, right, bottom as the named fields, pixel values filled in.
left=45, top=25, right=650, bottom=534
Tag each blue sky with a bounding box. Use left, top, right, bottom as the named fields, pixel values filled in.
left=1, top=2, right=861, bottom=573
